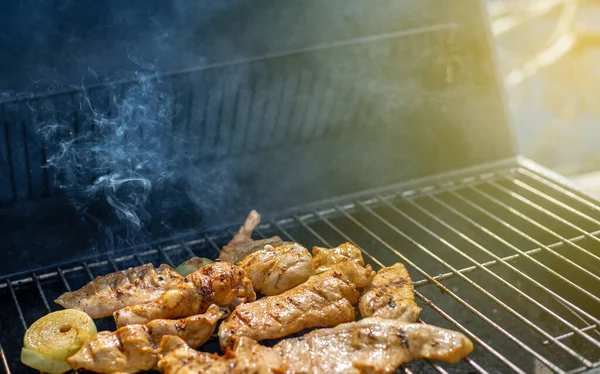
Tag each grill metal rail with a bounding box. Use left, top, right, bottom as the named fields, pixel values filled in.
left=2, top=163, right=600, bottom=373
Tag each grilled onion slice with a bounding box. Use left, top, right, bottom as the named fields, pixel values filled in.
left=22, top=309, right=96, bottom=372
left=176, top=257, right=214, bottom=276
left=21, top=348, right=72, bottom=374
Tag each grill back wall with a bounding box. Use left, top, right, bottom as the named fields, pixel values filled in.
left=0, top=0, right=513, bottom=274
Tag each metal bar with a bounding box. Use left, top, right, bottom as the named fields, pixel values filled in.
left=293, top=214, right=333, bottom=247
left=354, top=199, right=585, bottom=370
left=82, top=262, right=95, bottom=280
left=426, top=193, right=600, bottom=304
left=517, top=168, right=600, bottom=213
left=271, top=220, right=296, bottom=242
left=412, top=247, right=542, bottom=287
left=7, top=280, right=28, bottom=331
left=489, top=181, right=600, bottom=246
left=204, top=235, right=221, bottom=255
left=447, top=190, right=600, bottom=283
left=465, top=357, right=490, bottom=374
left=384, top=196, right=600, bottom=356
left=305, top=211, right=530, bottom=373
left=108, top=258, right=120, bottom=272
left=157, top=247, right=176, bottom=268
left=57, top=267, right=71, bottom=292
left=510, top=178, right=600, bottom=226
left=0, top=340, right=10, bottom=374
left=544, top=324, right=599, bottom=345
left=446, top=189, right=600, bottom=338
left=32, top=273, right=51, bottom=313
left=179, top=240, right=197, bottom=259
left=468, top=185, right=600, bottom=264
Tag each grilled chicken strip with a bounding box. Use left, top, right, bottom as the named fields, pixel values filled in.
left=219, top=261, right=375, bottom=349
left=158, top=335, right=281, bottom=374
left=274, top=317, right=474, bottom=373
left=238, top=242, right=315, bottom=296
left=68, top=305, right=227, bottom=373
left=219, top=210, right=284, bottom=264
left=312, top=242, right=366, bottom=273
left=114, top=262, right=255, bottom=327
left=55, top=263, right=183, bottom=318
left=161, top=318, right=473, bottom=374
left=359, top=263, right=421, bottom=322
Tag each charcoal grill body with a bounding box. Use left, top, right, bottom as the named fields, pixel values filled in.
left=1, top=1, right=600, bottom=373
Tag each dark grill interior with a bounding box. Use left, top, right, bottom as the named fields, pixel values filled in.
left=2, top=163, right=600, bottom=374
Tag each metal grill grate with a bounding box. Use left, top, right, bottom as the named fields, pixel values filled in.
left=2, top=162, right=600, bottom=373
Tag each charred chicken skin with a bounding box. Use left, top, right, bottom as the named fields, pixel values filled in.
left=68, top=305, right=227, bottom=373
left=238, top=242, right=315, bottom=296
left=359, top=263, right=421, bottom=322
left=55, top=263, right=184, bottom=318
left=114, top=262, right=255, bottom=327
left=218, top=261, right=375, bottom=349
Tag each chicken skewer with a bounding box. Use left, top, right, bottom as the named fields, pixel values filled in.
left=359, top=262, right=422, bottom=322
left=54, top=263, right=184, bottom=319
left=218, top=260, right=375, bottom=349
left=218, top=210, right=283, bottom=264
left=160, top=317, right=474, bottom=374
left=114, top=262, right=255, bottom=327
left=68, top=305, right=227, bottom=374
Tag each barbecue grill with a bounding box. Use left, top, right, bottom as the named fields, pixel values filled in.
left=2, top=0, right=600, bottom=373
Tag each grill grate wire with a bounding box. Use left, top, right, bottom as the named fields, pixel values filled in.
left=2, top=165, right=600, bottom=373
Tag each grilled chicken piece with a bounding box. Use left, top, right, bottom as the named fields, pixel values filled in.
left=158, top=335, right=282, bottom=374
left=161, top=318, right=473, bottom=374
left=219, top=261, right=375, bottom=349
left=219, top=210, right=284, bottom=264
left=239, top=242, right=315, bottom=296
left=312, top=242, right=365, bottom=273
left=146, top=304, right=229, bottom=347
left=54, top=263, right=183, bottom=318
left=359, top=263, right=421, bottom=322
left=274, top=317, right=474, bottom=373
left=114, top=262, right=255, bottom=327
left=68, top=305, right=227, bottom=373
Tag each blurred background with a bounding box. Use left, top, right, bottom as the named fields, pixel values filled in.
left=487, top=0, right=600, bottom=196
left=1, top=0, right=600, bottom=197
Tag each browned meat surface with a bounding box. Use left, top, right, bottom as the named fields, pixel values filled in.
left=239, top=242, right=315, bottom=296
left=160, top=318, right=473, bottom=374
left=274, top=317, right=474, bottom=373
left=68, top=325, right=157, bottom=373
left=218, top=262, right=375, bottom=349
left=158, top=335, right=282, bottom=374
left=146, top=304, right=228, bottom=347
left=219, top=210, right=284, bottom=264
left=312, top=242, right=365, bottom=273
left=114, top=262, right=255, bottom=327
left=359, top=263, right=421, bottom=322
left=55, top=263, right=183, bottom=318
left=68, top=305, right=227, bottom=373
